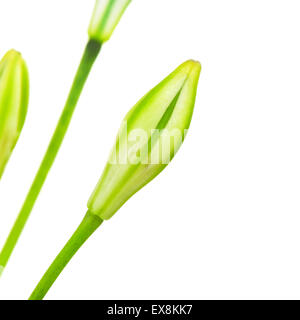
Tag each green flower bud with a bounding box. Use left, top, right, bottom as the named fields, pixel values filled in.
left=88, top=60, right=201, bottom=220
left=88, top=0, right=131, bottom=43
left=0, top=50, right=29, bottom=179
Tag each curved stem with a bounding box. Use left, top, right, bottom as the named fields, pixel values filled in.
left=0, top=39, right=102, bottom=274
left=29, top=211, right=103, bottom=300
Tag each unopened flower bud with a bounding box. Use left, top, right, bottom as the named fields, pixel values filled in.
left=88, top=0, right=131, bottom=43
left=88, top=60, right=201, bottom=220
left=0, top=50, right=29, bottom=179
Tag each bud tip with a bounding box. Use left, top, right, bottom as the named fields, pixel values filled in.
left=182, top=59, right=201, bottom=73
left=3, top=49, right=22, bottom=59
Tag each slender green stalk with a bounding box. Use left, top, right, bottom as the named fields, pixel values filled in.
left=0, top=39, right=102, bottom=274
left=29, top=211, right=103, bottom=300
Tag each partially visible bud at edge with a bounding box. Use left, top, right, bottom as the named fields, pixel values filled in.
left=0, top=50, right=29, bottom=179
left=88, top=0, right=132, bottom=43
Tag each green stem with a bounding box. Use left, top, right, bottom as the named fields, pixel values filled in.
left=29, top=211, right=103, bottom=300
left=0, top=39, right=102, bottom=274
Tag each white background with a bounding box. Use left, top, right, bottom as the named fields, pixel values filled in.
left=0, top=0, right=300, bottom=300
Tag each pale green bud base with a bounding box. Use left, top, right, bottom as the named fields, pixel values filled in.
left=29, top=211, right=103, bottom=300
left=0, top=39, right=102, bottom=277
left=89, top=0, right=132, bottom=42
